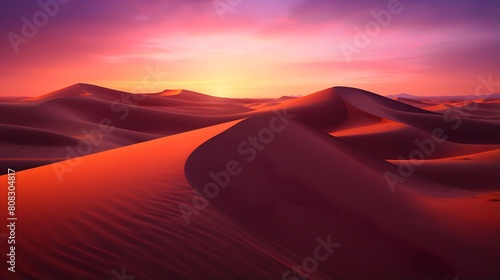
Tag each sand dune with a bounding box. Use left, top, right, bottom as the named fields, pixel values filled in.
left=0, top=85, right=499, bottom=279
left=2, top=85, right=498, bottom=173
left=186, top=115, right=500, bottom=279
left=0, top=84, right=282, bottom=173
left=394, top=97, right=433, bottom=107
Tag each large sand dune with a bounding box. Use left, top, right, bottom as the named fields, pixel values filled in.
left=0, top=85, right=499, bottom=279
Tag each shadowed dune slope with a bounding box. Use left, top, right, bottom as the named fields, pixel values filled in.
left=185, top=115, right=500, bottom=279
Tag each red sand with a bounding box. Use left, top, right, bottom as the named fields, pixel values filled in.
left=0, top=85, right=499, bottom=279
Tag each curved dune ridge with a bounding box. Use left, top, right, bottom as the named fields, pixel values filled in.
left=1, top=85, right=498, bottom=173
left=185, top=116, right=500, bottom=279
left=0, top=85, right=499, bottom=279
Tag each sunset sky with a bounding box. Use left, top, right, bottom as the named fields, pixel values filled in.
left=0, top=0, right=498, bottom=98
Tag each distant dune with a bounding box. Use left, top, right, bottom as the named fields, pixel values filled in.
left=0, top=85, right=499, bottom=279
left=0, top=84, right=279, bottom=172
left=388, top=92, right=500, bottom=102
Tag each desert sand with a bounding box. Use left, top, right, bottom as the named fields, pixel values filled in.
left=0, top=85, right=499, bottom=279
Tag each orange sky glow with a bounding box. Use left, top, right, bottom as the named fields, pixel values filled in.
left=1, top=0, right=498, bottom=98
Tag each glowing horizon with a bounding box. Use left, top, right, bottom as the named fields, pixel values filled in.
left=0, top=0, right=498, bottom=98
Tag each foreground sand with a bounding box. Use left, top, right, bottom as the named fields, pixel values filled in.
left=0, top=86, right=499, bottom=279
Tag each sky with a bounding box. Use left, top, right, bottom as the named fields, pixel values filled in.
left=0, top=0, right=499, bottom=98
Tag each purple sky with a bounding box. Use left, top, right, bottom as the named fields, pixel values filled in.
left=1, top=0, right=499, bottom=97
